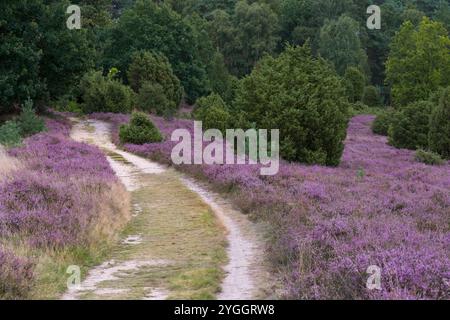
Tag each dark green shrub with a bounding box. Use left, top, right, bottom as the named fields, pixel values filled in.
left=193, top=93, right=231, bottom=133
left=17, top=98, right=46, bottom=137
left=0, top=121, right=22, bottom=147
left=79, top=72, right=106, bottom=113
left=54, top=95, right=82, bottom=114
left=415, top=149, right=445, bottom=165
left=362, top=85, right=382, bottom=107
left=372, top=109, right=395, bottom=136
left=127, top=51, right=182, bottom=115
left=344, top=67, right=365, bottom=103
left=119, top=112, right=163, bottom=145
left=65, top=101, right=83, bottom=114
left=349, top=102, right=370, bottom=115
left=388, top=101, right=433, bottom=150
left=104, top=80, right=135, bottom=113
left=429, top=87, right=450, bottom=159
left=79, top=71, right=134, bottom=114
left=136, top=81, right=175, bottom=118
left=234, top=44, right=349, bottom=166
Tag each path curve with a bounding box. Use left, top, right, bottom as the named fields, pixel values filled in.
left=66, top=118, right=269, bottom=300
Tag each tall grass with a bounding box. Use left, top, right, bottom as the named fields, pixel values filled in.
left=0, top=146, right=21, bottom=180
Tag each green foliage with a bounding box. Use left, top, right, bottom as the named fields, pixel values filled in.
left=429, top=87, right=450, bottom=159
left=75, top=0, right=112, bottom=27
left=39, top=1, right=96, bottom=100
left=318, top=15, right=369, bottom=76
left=349, top=102, right=371, bottom=116
left=167, top=0, right=237, bottom=16
left=106, top=0, right=208, bottom=103
left=54, top=96, right=83, bottom=114
left=372, top=109, right=395, bottom=136
left=362, top=85, right=382, bottom=107
left=0, top=0, right=47, bottom=113
left=344, top=67, right=366, bottom=103
left=0, top=121, right=22, bottom=147
left=119, top=112, right=163, bottom=145
left=127, top=51, right=182, bottom=116
left=279, top=0, right=323, bottom=47
left=79, top=71, right=135, bottom=114
left=415, top=149, right=445, bottom=166
left=234, top=44, right=349, bottom=166
left=209, top=1, right=279, bottom=77
left=137, top=82, right=175, bottom=118
left=0, top=0, right=100, bottom=113
left=434, top=1, right=450, bottom=28
left=230, top=0, right=280, bottom=76
left=105, top=80, right=135, bottom=113
left=17, top=98, right=46, bottom=137
left=386, top=17, right=450, bottom=108
left=207, top=51, right=237, bottom=105
left=388, top=101, right=434, bottom=150
left=279, top=0, right=357, bottom=48
left=194, top=93, right=231, bottom=133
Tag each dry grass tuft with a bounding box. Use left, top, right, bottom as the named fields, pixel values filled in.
left=89, top=181, right=132, bottom=245
left=0, top=146, right=21, bottom=180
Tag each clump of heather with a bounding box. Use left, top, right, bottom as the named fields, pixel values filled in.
left=91, top=112, right=450, bottom=299
left=0, top=117, right=130, bottom=298
left=0, top=248, right=35, bottom=299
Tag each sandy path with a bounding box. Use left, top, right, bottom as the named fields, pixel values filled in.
left=65, top=118, right=269, bottom=300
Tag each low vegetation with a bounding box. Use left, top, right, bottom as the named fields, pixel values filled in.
left=388, top=101, right=434, bottom=150
left=94, top=112, right=450, bottom=300
left=415, top=149, right=446, bottom=165
left=0, top=99, right=46, bottom=147
left=79, top=71, right=135, bottom=114
left=0, top=121, right=23, bottom=147
left=0, top=118, right=130, bottom=299
left=193, top=93, right=231, bottom=133
left=128, top=51, right=182, bottom=117
left=234, top=44, right=349, bottom=166
left=119, top=112, right=163, bottom=145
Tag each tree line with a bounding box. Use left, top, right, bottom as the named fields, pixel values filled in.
left=1, top=0, right=449, bottom=163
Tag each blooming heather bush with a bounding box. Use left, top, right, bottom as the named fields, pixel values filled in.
left=4, top=133, right=127, bottom=248
left=0, top=117, right=130, bottom=297
left=91, top=112, right=450, bottom=300
left=0, top=248, right=35, bottom=299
